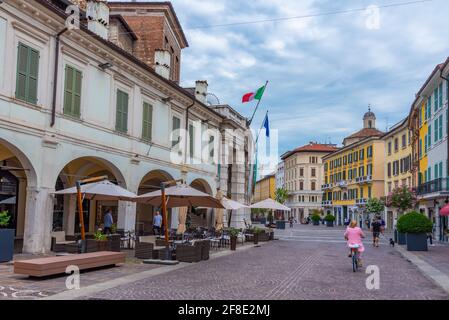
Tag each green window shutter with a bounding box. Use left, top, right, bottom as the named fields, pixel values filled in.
left=189, top=124, right=194, bottom=158
left=439, top=83, right=443, bottom=109
left=435, top=164, right=439, bottom=179
left=116, top=90, right=128, bottom=133
left=16, top=43, right=39, bottom=104
left=439, top=115, right=443, bottom=141
left=434, top=89, right=438, bottom=112
left=27, top=48, right=39, bottom=104
left=439, top=162, right=443, bottom=179
left=16, top=43, right=29, bottom=101
left=142, top=102, right=153, bottom=141
left=64, top=66, right=82, bottom=117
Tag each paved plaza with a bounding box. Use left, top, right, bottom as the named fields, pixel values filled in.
left=1, top=224, right=449, bottom=300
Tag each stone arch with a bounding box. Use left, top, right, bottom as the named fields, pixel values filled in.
left=190, top=178, right=213, bottom=195
left=136, top=169, right=175, bottom=235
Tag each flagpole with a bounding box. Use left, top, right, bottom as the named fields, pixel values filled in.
left=255, top=111, right=269, bottom=144
left=248, top=80, right=269, bottom=126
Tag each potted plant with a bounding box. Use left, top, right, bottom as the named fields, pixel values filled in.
left=228, top=228, right=239, bottom=251
left=324, top=214, right=335, bottom=227
left=0, top=211, right=14, bottom=263
left=397, top=211, right=432, bottom=251
left=94, top=229, right=110, bottom=251
left=311, top=214, right=321, bottom=226
left=253, top=227, right=263, bottom=245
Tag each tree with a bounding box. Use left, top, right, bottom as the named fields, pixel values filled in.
left=366, top=198, right=385, bottom=215
left=275, top=188, right=289, bottom=204
left=385, top=186, right=417, bottom=214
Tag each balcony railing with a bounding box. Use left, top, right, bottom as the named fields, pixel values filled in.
left=356, top=198, right=367, bottom=205
left=355, top=175, right=372, bottom=184
left=321, top=183, right=333, bottom=190
left=417, top=178, right=449, bottom=196
left=322, top=200, right=333, bottom=206
left=337, top=181, right=348, bottom=188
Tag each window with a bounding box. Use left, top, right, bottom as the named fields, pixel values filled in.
left=434, top=88, right=438, bottom=112
left=367, top=146, right=373, bottom=158
left=438, top=115, right=443, bottom=141
left=354, top=151, right=358, bottom=162
left=142, top=102, right=153, bottom=141
left=311, top=168, right=316, bottom=177
left=300, top=168, right=304, bottom=177
left=388, top=142, right=392, bottom=155
left=394, top=138, right=399, bottom=152
left=402, top=134, right=406, bottom=148
left=359, top=166, right=365, bottom=177
left=115, top=90, right=128, bottom=133
left=300, top=181, right=304, bottom=190
left=388, top=163, right=392, bottom=177
left=367, top=164, right=373, bottom=176
left=311, top=181, right=316, bottom=191
left=427, top=97, right=431, bottom=120
left=439, top=83, right=443, bottom=109
left=368, top=186, right=372, bottom=199
left=172, top=116, right=181, bottom=147
left=439, top=162, right=443, bottom=179
left=419, top=139, right=422, bottom=158
left=16, top=43, right=39, bottom=104
left=435, top=119, right=439, bottom=143
left=63, top=65, right=82, bottom=118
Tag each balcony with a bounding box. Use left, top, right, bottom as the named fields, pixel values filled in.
left=417, top=178, right=449, bottom=196
left=355, top=175, right=372, bottom=184
left=356, top=198, right=367, bottom=205
left=322, top=200, right=333, bottom=206
left=321, top=183, right=333, bottom=190
left=336, top=181, right=348, bottom=188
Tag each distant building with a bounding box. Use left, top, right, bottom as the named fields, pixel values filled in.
left=253, top=174, right=276, bottom=203
left=382, top=118, right=413, bottom=230
left=322, top=110, right=385, bottom=228
left=281, top=142, right=338, bottom=222
left=409, top=60, right=449, bottom=242
left=275, top=161, right=285, bottom=190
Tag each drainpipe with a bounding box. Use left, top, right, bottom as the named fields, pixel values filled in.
left=184, top=100, right=195, bottom=165
left=51, top=28, right=68, bottom=127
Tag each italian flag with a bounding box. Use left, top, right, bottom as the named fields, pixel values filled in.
left=242, top=85, right=266, bottom=103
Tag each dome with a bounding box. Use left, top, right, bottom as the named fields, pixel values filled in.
left=363, top=111, right=376, bottom=119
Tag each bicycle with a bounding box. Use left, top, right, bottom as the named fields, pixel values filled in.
left=349, top=244, right=361, bottom=272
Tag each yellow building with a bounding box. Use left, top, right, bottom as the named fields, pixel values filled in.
left=322, top=110, right=385, bottom=227
left=382, top=117, right=413, bottom=229
left=253, top=174, right=276, bottom=203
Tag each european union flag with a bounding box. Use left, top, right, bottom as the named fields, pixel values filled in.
left=263, top=114, right=270, bottom=137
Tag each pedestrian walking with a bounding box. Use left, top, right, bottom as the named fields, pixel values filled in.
left=103, top=208, right=113, bottom=235
left=289, top=217, right=294, bottom=228
left=153, top=211, right=163, bottom=235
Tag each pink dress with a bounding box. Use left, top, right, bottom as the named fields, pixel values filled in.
left=344, top=227, right=365, bottom=253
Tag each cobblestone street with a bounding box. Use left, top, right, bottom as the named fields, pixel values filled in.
left=2, top=224, right=448, bottom=300
left=76, top=225, right=448, bottom=300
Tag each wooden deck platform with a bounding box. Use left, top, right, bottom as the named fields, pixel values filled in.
left=14, top=251, right=126, bottom=277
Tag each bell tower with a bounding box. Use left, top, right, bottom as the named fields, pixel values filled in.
left=363, top=105, right=376, bottom=129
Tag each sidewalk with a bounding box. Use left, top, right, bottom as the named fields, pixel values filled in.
left=395, top=242, right=449, bottom=295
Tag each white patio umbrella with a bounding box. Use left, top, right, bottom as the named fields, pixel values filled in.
left=54, top=180, right=137, bottom=201
left=222, top=197, right=248, bottom=210
left=250, top=198, right=291, bottom=211
left=0, top=196, right=16, bottom=205
left=136, top=184, right=224, bottom=209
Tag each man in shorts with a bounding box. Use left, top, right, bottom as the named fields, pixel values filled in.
left=371, top=217, right=382, bottom=247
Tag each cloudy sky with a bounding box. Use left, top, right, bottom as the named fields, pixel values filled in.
left=117, top=0, right=449, bottom=157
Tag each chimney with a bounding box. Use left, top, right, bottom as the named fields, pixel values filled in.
left=154, top=49, right=171, bottom=79
left=195, top=80, right=208, bottom=104
left=86, top=0, right=110, bottom=40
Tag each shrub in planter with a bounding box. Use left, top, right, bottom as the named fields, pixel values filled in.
left=228, top=228, right=240, bottom=251
left=324, top=214, right=335, bottom=227
left=311, top=214, right=321, bottom=226
left=0, top=211, right=14, bottom=263
left=253, top=227, right=264, bottom=245
left=397, top=211, right=432, bottom=251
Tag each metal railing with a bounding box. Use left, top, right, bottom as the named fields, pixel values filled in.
left=321, top=183, right=333, bottom=190
left=355, top=175, right=372, bottom=184
left=322, top=200, right=333, bottom=206
left=417, top=178, right=449, bottom=196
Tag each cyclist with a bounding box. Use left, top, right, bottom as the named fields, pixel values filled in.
left=344, top=220, right=365, bottom=267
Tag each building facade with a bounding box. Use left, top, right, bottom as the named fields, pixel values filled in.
left=0, top=0, right=252, bottom=254
left=275, top=161, right=285, bottom=190
left=409, top=60, right=449, bottom=242
left=253, top=174, right=275, bottom=203
left=382, top=118, right=413, bottom=230
left=281, top=143, right=338, bottom=222
left=322, top=111, right=385, bottom=227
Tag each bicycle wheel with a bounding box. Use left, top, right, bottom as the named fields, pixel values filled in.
left=352, top=253, right=357, bottom=272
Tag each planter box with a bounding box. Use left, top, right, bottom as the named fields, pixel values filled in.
left=312, top=221, right=320, bottom=226
left=0, top=229, right=14, bottom=263
left=230, top=237, right=237, bottom=251
left=406, top=233, right=428, bottom=251
left=326, top=221, right=334, bottom=227
left=397, top=232, right=406, bottom=245
left=276, top=221, right=286, bottom=230
left=253, top=233, right=259, bottom=245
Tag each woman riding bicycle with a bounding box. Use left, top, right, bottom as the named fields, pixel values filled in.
left=344, top=220, right=365, bottom=266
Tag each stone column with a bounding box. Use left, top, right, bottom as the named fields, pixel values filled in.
left=64, top=195, right=76, bottom=236
left=22, top=186, right=55, bottom=254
